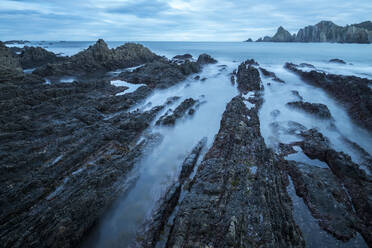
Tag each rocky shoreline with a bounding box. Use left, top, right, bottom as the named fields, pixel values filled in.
left=0, top=40, right=218, bottom=247
left=1, top=40, right=371, bottom=247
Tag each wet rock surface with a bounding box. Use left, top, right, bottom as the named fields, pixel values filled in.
left=18, top=46, right=66, bottom=69
left=286, top=101, right=332, bottom=119
left=0, top=76, right=165, bottom=247
left=156, top=98, right=197, bottom=126
left=285, top=62, right=372, bottom=131
left=236, top=59, right=262, bottom=93
left=0, top=41, right=212, bottom=247
left=288, top=129, right=372, bottom=244
left=33, top=39, right=160, bottom=77
left=117, top=53, right=216, bottom=89
left=160, top=62, right=305, bottom=247
left=259, top=67, right=285, bottom=83
left=329, top=58, right=346, bottom=64
left=139, top=138, right=207, bottom=248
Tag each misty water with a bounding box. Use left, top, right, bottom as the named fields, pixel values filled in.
left=10, top=41, right=372, bottom=247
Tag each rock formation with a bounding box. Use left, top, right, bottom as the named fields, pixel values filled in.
left=157, top=62, right=305, bottom=247
left=254, top=20, right=372, bottom=43
left=18, top=46, right=65, bottom=69
left=286, top=101, right=332, bottom=119
left=285, top=62, right=372, bottom=131
left=0, top=42, right=215, bottom=247
left=33, top=39, right=160, bottom=77
left=117, top=53, right=217, bottom=89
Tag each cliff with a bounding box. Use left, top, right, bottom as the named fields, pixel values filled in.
left=254, top=20, right=372, bottom=43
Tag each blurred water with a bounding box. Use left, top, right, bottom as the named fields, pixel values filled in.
left=13, top=41, right=371, bottom=247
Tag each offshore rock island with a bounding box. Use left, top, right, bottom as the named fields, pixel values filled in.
left=254, top=21, right=372, bottom=43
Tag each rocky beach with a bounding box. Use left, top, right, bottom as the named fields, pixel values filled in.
left=0, top=37, right=371, bottom=248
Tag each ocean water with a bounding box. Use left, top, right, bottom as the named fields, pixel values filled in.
left=10, top=41, right=371, bottom=247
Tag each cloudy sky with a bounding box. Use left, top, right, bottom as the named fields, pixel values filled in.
left=1, top=0, right=371, bottom=41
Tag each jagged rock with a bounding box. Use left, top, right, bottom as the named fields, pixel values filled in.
left=285, top=62, right=372, bottom=131
left=196, top=53, right=217, bottom=65
left=259, top=67, right=284, bottom=83
left=286, top=101, right=332, bottom=119
left=4, top=40, right=30, bottom=45
left=271, top=26, right=294, bottom=42
left=0, top=41, right=22, bottom=73
left=0, top=74, right=168, bottom=247
left=139, top=138, right=207, bottom=248
left=236, top=60, right=261, bottom=93
left=286, top=160, right=362, bottom=241
left=299, top=63, right=315, bottom=68
left=156, top=98, right=197, bottom=126
left=256, top=36, right=272, bottom=42
left=117, top=53, right=217, bottom=89
left=244, top=38, right=253, bottom=42
left=172, top=54, right=192, bottom=61
left=293, top=129, right=372, bottom=244
left=291, top=90, right=303, bottom=101
left=33, top=39, right=160, bottom=77
left=160, top=62, right=304, bottom=247
left=254, top=21, right=372, bottom=44
left=329, top=58, right=346, bottom=64
left=164, top=94, right=304, bottom=247
left=18, top=46, right=65, bottom=68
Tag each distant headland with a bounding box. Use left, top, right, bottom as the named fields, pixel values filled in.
left=248, top=21, right=372, bottom=43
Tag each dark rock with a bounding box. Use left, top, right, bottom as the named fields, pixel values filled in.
left=286, top=101, right=332, bottom=119
left=156, top=98, right=197, bottom=126
left=164, top=94, right=305, bottom=247
left=4, top=40, right=30, bottom=45
left=285, top=62, right=372, bottom=131
left=118, top=53, right=217, bottom=89
left=194, top=75, right=200, bottom=80
left=299, top=63, right=315, bottom=68
left=291, top=90, right=303, bottom=101
left=0, top=75, right=167, bottom=247
left=0, top=41, right=22, bottom=73
left=329, top=58, right=346, bottom=64
left=286, top=160, right=361, bottom=241
left=244, top=38, right=253, bottom=42
left=18, top=46, right=66, bottom=69
left=196, top=53, right=217, bottom=65
left=173, top=54, right=192, bottom=60
left=33, top=39, right=160, bottom=77
left=259, top=67, right=284, bottom=83
left=236, top=60, right=262, bottom=93
left=294, top=129, right=372, bottom=243
left=139, top=138, right=207, bottom=248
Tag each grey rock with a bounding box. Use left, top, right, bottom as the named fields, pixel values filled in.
left=33, top=39, right=160, bottom=77
left=19, top=46, right=66, bottom=69
left=285, top=62, right=372, bottom=131
left=259, top=67, right=285, bottom=83
left=329, top=58, right=346, bottom=64
left=254, top=20, right=372, bottom=44
left=236, top=60, right=262, bottom=93
left=286, top=101, right=332, bottom=119
left=156, top=98, right=197, bottom=126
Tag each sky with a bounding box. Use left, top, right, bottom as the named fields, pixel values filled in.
left=0, top=0, right=371, bottom=41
